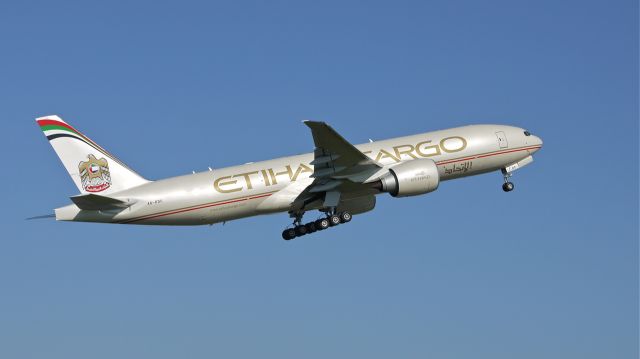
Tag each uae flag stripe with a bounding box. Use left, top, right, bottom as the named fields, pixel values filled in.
left=39, top=120, right=135, bottom=172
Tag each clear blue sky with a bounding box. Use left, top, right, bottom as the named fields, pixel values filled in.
left=1, top=0, right=637, bottom=358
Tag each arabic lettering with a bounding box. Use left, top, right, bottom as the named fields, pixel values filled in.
left=444, top=161, right=473, bottom=175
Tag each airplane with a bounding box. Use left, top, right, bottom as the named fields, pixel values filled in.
left=35, top=115, right=543, bottom=240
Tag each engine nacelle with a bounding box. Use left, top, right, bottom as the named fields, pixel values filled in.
left=373, top=159, right=440, bottom=197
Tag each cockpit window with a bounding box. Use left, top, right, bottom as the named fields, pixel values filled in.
left=524, top=130, right=531, bottom=136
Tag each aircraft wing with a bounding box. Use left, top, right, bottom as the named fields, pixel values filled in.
left=303, top=121, right=381, bottom=193
left=289, top=121, right=382, bottom=211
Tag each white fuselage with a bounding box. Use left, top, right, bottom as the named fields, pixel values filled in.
left=55, top=124, right=542, bottom=225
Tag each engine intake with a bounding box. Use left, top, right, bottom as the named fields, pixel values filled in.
left=373, top=159, right=440, bottom=197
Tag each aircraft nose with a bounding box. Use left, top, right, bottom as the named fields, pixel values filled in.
left=529, top=135, right=543, bottom=153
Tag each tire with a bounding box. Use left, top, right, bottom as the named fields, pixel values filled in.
left=295, top=225, right=308, bottom=236
left=315, top=218, right=330, bottom=230
left=305, top=222, right=317, bottom=233
left=339, top=211, right=352, bottom=223
left=282, top=228, right=296, bottom=240
left=502, top=182, right=514, bottom=192
left=329, top=214, right=341, bottom=226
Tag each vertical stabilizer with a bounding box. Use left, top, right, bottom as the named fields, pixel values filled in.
left=36, top=115, right=149, bottom=195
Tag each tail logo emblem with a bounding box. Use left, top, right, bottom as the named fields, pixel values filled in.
left=79, top=154, right=112, bottom=192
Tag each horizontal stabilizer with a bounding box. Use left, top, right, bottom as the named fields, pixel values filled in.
left=70, top=194, right=133, bottom=211
left=26, top=214, right=56, bottom=220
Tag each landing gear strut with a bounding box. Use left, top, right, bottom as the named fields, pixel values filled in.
left=282, top=210, right=353, bottom=240
left=501, top=168, right=515, bottom=192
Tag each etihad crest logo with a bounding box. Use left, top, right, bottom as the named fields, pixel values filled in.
left=78, top=154, right=112, bottom=192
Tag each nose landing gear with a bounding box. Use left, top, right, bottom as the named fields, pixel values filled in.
left=501, top=168, right=515, bottom=192
left=502, top=182, right=515, bottom=192
left=281, top=210, right=352, bottom=240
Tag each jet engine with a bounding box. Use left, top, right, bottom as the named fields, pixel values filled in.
left=372, top=159, right=440, bottom=197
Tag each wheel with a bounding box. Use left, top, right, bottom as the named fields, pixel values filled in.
left=295, top=225, right=308, bottom=236
left=502, top=182, right=514, bottom=192
left=339, top=211, right=352, bottom=223
left=315, top=218, right=330, bottom=230
left=329, top=214, right=341, bottom=226
left=282, top=228, right=296, bottom=240
left=305, top=222, right=317, bottom=233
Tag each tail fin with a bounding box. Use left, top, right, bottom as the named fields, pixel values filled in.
left=36, top=115, right=149, bottom=195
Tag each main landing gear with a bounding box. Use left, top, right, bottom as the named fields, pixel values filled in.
left=281, top=210, right=352, bottom=240
left=501, top=168, right=515, bottom=192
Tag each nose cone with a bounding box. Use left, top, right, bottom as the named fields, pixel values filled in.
left=529, top=135, right=543, bottom=154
